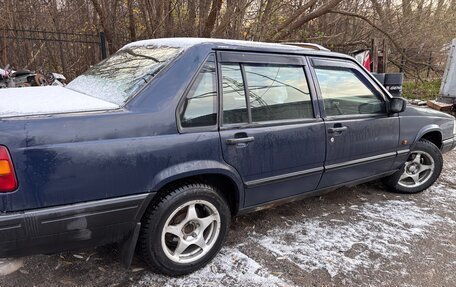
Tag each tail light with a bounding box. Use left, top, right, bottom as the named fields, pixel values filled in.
left=0, top=146, right=18, bottom=192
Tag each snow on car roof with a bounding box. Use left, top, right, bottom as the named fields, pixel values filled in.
left=121, top=37, right=312, bottom=52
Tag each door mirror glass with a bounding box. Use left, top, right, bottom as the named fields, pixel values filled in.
left=388, top=97, right=407, bottom=113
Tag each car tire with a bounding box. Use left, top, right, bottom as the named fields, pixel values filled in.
left=137, top=182, right=231, bottom=276
left=383, top=139, right=443, bottom=194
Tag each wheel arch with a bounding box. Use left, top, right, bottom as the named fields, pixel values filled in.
left=137, top=160, right=244, bottom=220
left=415, top=125, right=443, bottom=149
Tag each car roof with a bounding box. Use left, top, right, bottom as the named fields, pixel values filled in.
left=121, top=37, right=350, bottom=59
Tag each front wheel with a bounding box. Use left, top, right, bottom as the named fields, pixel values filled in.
left=138, top=183, right=231, bottom=276
left=384, top=139, right=443, bottom=194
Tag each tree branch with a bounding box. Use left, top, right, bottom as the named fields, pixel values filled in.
left=271, top=0, right=343, bottom=41
left=268, top=0, right=318, bottom=40
left=329, top=9, right=434, bottom=68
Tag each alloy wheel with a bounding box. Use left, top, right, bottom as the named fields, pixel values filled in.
left=161, top=200, right=221, bottom=264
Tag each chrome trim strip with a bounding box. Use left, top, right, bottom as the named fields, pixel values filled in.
left=325, top=152, right=397, bottom=170
left=245, top=167, right=324, bottom=187
left=397, top=149, right=410, bottom=155
left=245, top=151, right=399, bottom=187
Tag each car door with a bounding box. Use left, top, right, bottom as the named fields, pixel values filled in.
left=217, top=51, right=326, bottom=207
left=308, top=57, right=400, bottom=188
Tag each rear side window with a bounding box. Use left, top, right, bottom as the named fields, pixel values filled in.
left=221, top=62, right=312, bottom=125
left=221, top=64, right=249, bottom=124
left=314, top=68, right=385, bottom=116
left=180, top=54, right=217, bottom=128
left=244, top=65, right=312, bottom=122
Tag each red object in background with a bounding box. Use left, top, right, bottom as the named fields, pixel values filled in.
left=363, top=52, right=372, bottom=71
left=353, top=50, right=372, bottom=72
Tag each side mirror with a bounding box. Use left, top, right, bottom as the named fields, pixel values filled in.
left=388, top=97, right=407, bottom=114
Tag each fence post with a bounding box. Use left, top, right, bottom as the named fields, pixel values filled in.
left=99, top=32, right=107, bottom=60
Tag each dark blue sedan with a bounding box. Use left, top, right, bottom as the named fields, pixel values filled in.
left=0, top=38, right=455, bottom=275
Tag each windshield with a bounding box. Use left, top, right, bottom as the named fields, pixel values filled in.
left=67, top=45, right=183, bottom=105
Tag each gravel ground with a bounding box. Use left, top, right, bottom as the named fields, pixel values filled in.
left=1, top=150, right=455, bottom=287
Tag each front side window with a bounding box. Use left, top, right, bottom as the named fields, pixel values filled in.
left=244, top=64, right=312, bottom=122
left=180, top=54, right=217, bottom=128
left=314, top=67, right=385, bottom=116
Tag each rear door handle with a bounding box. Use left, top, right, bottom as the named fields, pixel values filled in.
left=328, top=126, right=348, bottom=134
left=226, top=136, right=255, bottom=145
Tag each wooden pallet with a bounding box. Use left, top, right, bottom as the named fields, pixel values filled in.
left=426, top=100, right=454, bottom=112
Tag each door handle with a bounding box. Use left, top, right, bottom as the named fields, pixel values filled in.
left=328, top=126, right=348, bottom=134
left=226, top=136, right=255, bottom=145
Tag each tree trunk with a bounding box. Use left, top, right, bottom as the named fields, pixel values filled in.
left=128, top=0, right=137, bottom=41
left=90, top=0, right=115, bottom=54
left=202, top=0, right=223, bottom=37
left=187, top=0, right=196, bottom=36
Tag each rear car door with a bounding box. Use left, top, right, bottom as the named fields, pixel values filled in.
left=217, top=51, right=326, bottom=207
left=308, top=57, right=400, bottom=188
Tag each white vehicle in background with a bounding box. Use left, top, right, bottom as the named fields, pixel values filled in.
left=47, top=72, right=67, bottom=86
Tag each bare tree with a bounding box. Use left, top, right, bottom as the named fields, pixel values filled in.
left=0, top=0, right=454, bottom=80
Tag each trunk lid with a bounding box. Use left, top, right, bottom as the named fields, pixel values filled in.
left=0, top=86, right=119, bottom=118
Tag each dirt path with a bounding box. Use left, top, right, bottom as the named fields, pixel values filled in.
left=1, top=151, right=455, bottom=287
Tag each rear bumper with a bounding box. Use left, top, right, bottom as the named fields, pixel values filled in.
left=0, top=193, right=152, bottom=258
left=442, top=137, right=456, bottom=153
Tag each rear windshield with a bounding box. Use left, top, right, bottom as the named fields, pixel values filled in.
left=67, top=45, right=183, bottom=105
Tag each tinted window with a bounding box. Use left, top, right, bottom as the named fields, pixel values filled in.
left=221, top=64, right=248, bottom=124
left=180, top=55, right=217, bottom=128
left=315, top=68, right=385, bottom=116
left=244, top=65, right=312, bottom=122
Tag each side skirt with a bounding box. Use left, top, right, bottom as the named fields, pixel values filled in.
left=237, top=170, right=397, bottom=215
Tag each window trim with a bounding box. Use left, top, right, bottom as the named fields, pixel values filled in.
left=219, top=58, right=316, bottom=128
left=240, top=64, right=253, bottom=123
left=218, top=51, right=306, bottom=65
left=308, top=57, right=390, bottom=119
left=176, top=53, right=218, bottom=133
left=219, top=117, right=323, bottom=131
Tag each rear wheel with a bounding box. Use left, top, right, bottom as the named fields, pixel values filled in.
left=384, top=139, right=443, bottom=194
left=138, top=183, right=230, bottom=276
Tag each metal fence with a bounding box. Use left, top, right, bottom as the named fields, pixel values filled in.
left=0, top=28, right=107, bottom=80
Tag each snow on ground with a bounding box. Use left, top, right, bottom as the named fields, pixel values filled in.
left=137, top=247, right=292, bottom=287
left=255, top=200, right=443, bottom=278
left=0, top=259, right=23, bottom=276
